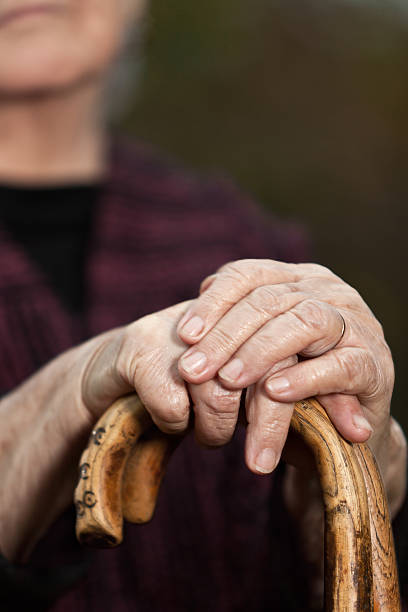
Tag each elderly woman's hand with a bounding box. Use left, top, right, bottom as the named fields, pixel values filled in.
left=176, top=259, right=406, bottom=509
left=0, top=301, right=192, bottom=562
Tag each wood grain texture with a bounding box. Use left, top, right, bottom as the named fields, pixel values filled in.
left=74, top=394, right=152, bottom=547
left=353, top=443, right=400, bottom=611
left=122, top=428, right=181, bottom=524
left=291, top=398, right=373, bottom=611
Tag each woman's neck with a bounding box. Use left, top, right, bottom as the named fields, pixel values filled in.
left=0, top=84, right=106, bottom=185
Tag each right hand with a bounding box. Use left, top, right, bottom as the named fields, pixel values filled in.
left=0, top=301, right=194, bottom=562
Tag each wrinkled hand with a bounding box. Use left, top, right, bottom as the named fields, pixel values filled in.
left=174, top=259, right=397, bottom=476
left=0, top=302, right=192, bottom=562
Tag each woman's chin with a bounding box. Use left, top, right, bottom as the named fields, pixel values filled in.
left=0, top=67, right=89, bottom=97
left=0, top=41, right=115, bottom=97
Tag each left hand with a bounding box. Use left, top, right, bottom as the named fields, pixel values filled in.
left=176, top=259, right=403, bottom=497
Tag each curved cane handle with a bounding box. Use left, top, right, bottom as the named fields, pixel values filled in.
left=75, top=395, right=152, bottom=547
left=122, top=426, right=182, bottom=524
left=75, top=395, right=401, bottom=611
left=292, top=398, right=400, bottom=611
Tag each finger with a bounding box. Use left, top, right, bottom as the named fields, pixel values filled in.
left=245, top=382, right=294, bottom=475
left=189, top=379, right=242, bottom=446
left=263, top=349, right=378, bottom=441
left=214, top=299, right=345, bottom=389
left=135, top=372, right=191, bottom=435
left=178, top=284, right=307, bottom=382
left=245, top=356, right=297, bottom=474
left=264, top=348, right=378, bottom=401
left=177, top=259, right=307, bottom=342
left=317, top=393, right=372, bottom=443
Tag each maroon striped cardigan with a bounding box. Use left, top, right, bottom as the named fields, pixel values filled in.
left=0, top=141, right=314, bottom=610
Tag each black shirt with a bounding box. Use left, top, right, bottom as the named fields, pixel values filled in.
left=0, top=184, right=100, bottom=313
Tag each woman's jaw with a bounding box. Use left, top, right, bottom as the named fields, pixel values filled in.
left=0, top=0, right=145, bottom=96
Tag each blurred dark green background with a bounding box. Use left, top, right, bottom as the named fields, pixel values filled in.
left=121, top=0, right=408, bottom=428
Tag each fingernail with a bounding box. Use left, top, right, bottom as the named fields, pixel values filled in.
left=180, top=351, right=207, bottom=375
left=266, top=376, right=290, bottom=395
left=180, top=315, right=204, bottom=338
left=352, top=414, right=373, bottom=433
left=219, top=358, right=244, bottom=382
left=255, top=448, right=278, bottom=474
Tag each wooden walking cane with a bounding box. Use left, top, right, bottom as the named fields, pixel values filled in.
left=74, top=394, right=401, bottom=611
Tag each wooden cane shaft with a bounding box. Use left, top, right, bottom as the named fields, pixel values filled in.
left=291, top=398, right=374, bottom=611
left=354, top=444, right=400, bottom=611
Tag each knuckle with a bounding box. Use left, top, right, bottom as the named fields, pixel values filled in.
left=300, top=262, right=333, bottom=277
left=369, top=351, right=394, bottom=399
left=204, top=386, right=240, bottom=414
left=203, top=326, right=236, bottom=354
left=366, top=358, right=383, bottom=396
left=218, top=258, right=255, bottom=274
left=152, top=395, right=190, bottom=432
left=331, top=347, right=393, bottom=399
left=248, top=285, right=279, bottom=314
left=285, top=282, right=301, bottom=294
left=259, top=418, right=289, bottom=444
left=267, top=355, right=297, bottom=376
left=196, top=387, right=240, bottom=445
left=217, top=259, right=251, bottom=281
left=199, top=284, right=230, bottom=308
left=218, top=259, right=273, bottom=286
left=291, top=299, right=329, bottom=333
left=334, top=349, right=366, bottom=387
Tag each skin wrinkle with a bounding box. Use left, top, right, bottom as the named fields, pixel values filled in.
left=194, top=413, right=239, bottom=446
left=247, top=283, right=300, bottom=312
left=251, top=408, right=291, bottom=439
left=202, top=325, right=238, bottom=357
left=198, top=284, right=246, bottom=317
left=200, top=390, right=241, bottom=414
left=219, top=304, right=339, bottom=386
left=225, top=260, right=299, bottom=285
left=188, top=288, right=310, bottom=367
left=291, top=298, right=333, bottom=332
